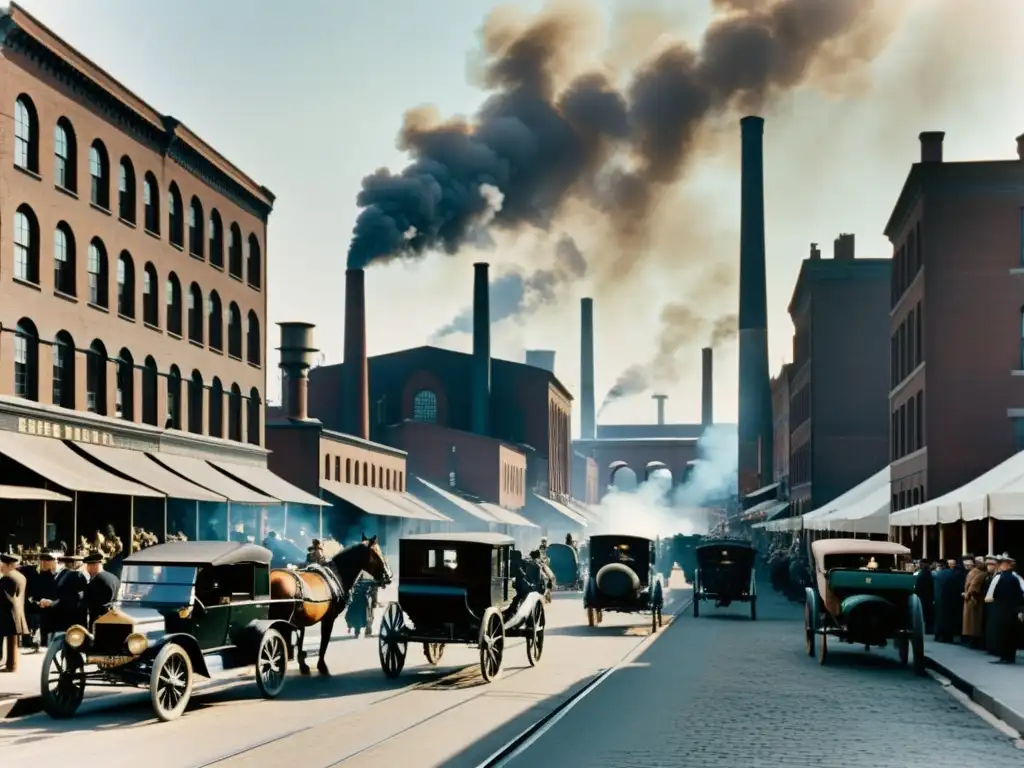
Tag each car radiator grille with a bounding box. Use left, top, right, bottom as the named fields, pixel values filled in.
left=92, top=624, right=132, bottom=655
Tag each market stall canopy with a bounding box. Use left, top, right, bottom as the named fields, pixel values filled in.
left=0, top=431, right=162, bottom=497
left=0, top=485, right=71, bottom=502
left=149, top=453, right=276, bottom=504
left=479, top=502, right=539, bottom=528
left=761, top=466, right=889, bottom=532
left=808, top=486, right=890, bottom=535
left=385, top=491, right=452, bottom=522
left=415, top=478, right=499, bottom=523
left=533, top=493, right=589, bottom=526
left=78, top=444, right=224, bottom=502
left=323, top=479, right=445, bottom=521
left=211, top=460, right=329, bottom=507
left=959, top=452, right=1024, bottom=522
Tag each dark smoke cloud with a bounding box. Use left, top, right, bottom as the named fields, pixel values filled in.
left=347, top=0, right=896, bottom=269
left=430, top=235, right=587, bottom=340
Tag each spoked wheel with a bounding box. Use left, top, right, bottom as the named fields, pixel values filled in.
left=255, top=629, right=287, bottom=698
left=150, top=643, right=194, bottom=722
left=378, top=602, right=408, bottom=679
left=804, top=603, right=815, bottom=657
left=818, top=631, right=829, bottom=666
left=479, top=607, right=505, bottom=682
left=40, top=639, right=86, bottom=719
left=423, top=642, right=445, bottom=666
left=587, top=607, right=597, bottom=627
left=526, top=601, right=545, bottom=666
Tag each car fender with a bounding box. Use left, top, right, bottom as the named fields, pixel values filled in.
left=583, top=576, right=597, bottom=608
left=241, top=620, right=297, bottom=658
left=155, top=634, right=210, bottom=678
left=804, top=587, right=819, bottom=631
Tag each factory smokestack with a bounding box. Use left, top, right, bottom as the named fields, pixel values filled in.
left=472, top=263, right=491, bottom=435
left=652, top=394, right=667, bottom=426
left=343, top=269, right=369, bottom=440
left=526, top=350, right=556, bottom=374
left=580, top=298, right=595, bottom=440
left=737, top=116, right=773, bottom=491
left=702, top=347, right=713, bottom=428
left=278, top=322, right=318, bottom=421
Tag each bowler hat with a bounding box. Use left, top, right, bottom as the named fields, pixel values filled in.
left=58, top=553, right=83, bottom=562
left=39, top=549, right=56, bottom=561
left=0, top=553, right=21, bottom=565
left=82, top=552, right=105, bottom=564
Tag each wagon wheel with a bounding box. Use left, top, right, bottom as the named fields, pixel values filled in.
left=804, top=603, right=815, bottom=657
left=378, top=602, right=408, bottom=679
left=817, top=630, right=829, bottom=665
left=526, top=601, right=545, bottom=666
left=255, top=628, right=287, bottom=699
left=40, top=639, right=86, bottom=719
left=587, top=607, right=597, bottom=627
left=423, top=643, right=445, bottom=665
left=478, top=607, right=505, bottom=682
left=150, top=643, right=194, bottom=722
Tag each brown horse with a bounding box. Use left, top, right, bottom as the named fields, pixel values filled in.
left=269, top=534, right=392, bottom=675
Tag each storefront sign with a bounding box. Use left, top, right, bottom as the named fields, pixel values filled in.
left=18, top=417, right=115, bottom=446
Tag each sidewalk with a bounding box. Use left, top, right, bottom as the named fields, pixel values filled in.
left=925, top=641, right=1024, bottom=734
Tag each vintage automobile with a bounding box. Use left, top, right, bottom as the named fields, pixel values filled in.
left=584, top=534, right=665, bottom=631
left=660, top=534, right=702, bottom=585
left=40, top=542, right=299, bottom=722
left=804, top=539, right=925, bottom=674
left=693, top=538, right=758, bottom=620
left=545, top=542, right=583, bottom=591
left=377, top=533, right=546, bottom=683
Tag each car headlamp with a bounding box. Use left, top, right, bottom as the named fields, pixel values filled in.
left=126, top=633, right=149, bottom=655
left=64, top=625, right=89, bottom=648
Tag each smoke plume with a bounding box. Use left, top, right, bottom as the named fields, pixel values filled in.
left=347, top=0, right=899, bottom=269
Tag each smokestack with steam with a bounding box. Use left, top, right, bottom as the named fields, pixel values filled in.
left=580, top=297, right=595, bottom=440
left=526, top=350, right=556, bottom=374
left=343, top=269, right=369, bottom=440
left=472, top=263, right=491, bottom=436
left=737, top=116, right=773, bottom=490
left=278, top=322, right=317, bottom=421
left=652, top=394, right=667, bottom=426
left=701, top=347, right=713, bottom=428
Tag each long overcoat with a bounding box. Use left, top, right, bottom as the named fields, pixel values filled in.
left=1, top=570, right=30, bottom=637
left=963, top=566, right=987, bottom=638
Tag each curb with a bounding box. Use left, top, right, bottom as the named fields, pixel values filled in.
left=925, top=655, right=1024, bottom=736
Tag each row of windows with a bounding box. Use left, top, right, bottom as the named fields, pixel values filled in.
left=790, top=384, right=810, bottom=429
left=791, top=442, right=810, bottom=486
left=324, top=453, right=405, bottom=492
left=11, top=205, right=261, bottom=366
left=792, top=328, right=810, bottom=370
left=13, top=95, right=262, bottom=288
left=502, top=463, right=524, bottom=497
left=892, top=486, right=924, bottom=512
left=891, top=221, right=922, bottom=308
left=891, top=301, right=924, bottom=389
left=891, top=391, right=925, bottom=462
left=8, top=319, right=260, bottom=444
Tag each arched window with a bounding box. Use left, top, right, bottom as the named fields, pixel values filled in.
left=371, top=465, right=377, bottom=488
left=54, top=118, right=77, bottom=192
left=88, top=238, right=109, bottom=308
left=345, top=458, right=352, bottom=483
left=89, top=140, right=110, bottom=209
left=117, top=252, right=135, bottom=318
left=14, top=95, right=38, bottom=172
left=166, top=365, right=182, bottom=429
left=228, top=384, right=243, bottom=441
left=247, top=234, right=262, bottom=289
left=413, top=389, right=438, bottom=422
left=52, top=330, right=76, bottom=408
left=53, top=222, right=76, bottom=296
left=188, top=283, right=203, bottom=344
left=246, top=310, right=261, bottom=366
left=142, top=356, right=158, bottom=426
left=188, top=370, right=204, bottom=434
left=14, top=319, right=39, bottom=400
left=208, top=291, right=223, bottom=351
left=188, top=196, right=204, bottom=257
left=247, top=388, right=261, bottom=446
left=86, top=339, right=108, bottom=415
left=166, top=273, right=182, bottom=336
left=228, top=223, right=243, bottom=278
left=143, top=262, right=159, bottom=326
left=168, top=183, right=184, bottom=247
left=227, top=302, right=242, bottom=358
left=117, top=348, right=134, bottom=420
left=208, top=210, right=224, bottom=268
left=209, top=377, right=224, bottom=438
left=118, top=157, right=136, bottom=223
left=143, top=172, right=160, bottom=233
left=13, top=204, right=39, bottom=284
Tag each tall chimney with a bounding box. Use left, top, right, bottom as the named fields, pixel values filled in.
left=278, top=322, right=317, bottom=421
left=343, top=269, right=369, bottom=439
left=701, top=347, right=713, bottom=427
left=833, top=233, right=855, bottom=260
left=809, top=243, right=821, bottom=260
left=919, top=131, right=944, bottom=163
left=525, top=349, right=556, bottom=374
left=472, top=262, right=491, bottom=436
left=652, top=394, right=667, bottom=426
left=580, top=297, right=595, bottom=440
left=737, top=115, right=773, bottom=490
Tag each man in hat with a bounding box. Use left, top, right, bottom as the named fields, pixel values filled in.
left=914, top=558, right=935, bottom=634
left=983, top=554, right=1000, bottom=654
left=0, top=554, right=29, bottom=672
left=984, top=553, right=1024, bottom=663
left=933, top=557, right=965, bottom=643
left=963, top=555, right=988, bottom=649
left=82, top=552, right=120, bottom=630
left=305, top=539, right=326, bottom=566
left=29, top=550, right=59, bottom=648
left=39, top=553, right=87, bottom=633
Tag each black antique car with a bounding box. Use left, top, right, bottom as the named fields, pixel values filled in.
left=41, top=542, right=299, bottom=722
left=693, top=538, right=758, bottom=620
left=583, top=534, right=665, bottom=631
left=377, top=533, right=546, bottom=683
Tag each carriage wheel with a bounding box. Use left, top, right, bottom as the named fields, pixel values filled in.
left=378, top=602, right=408, bottom=679
left=423, top=643, right=445, bottom=665
left=479, top=607, right=505, bottom=682
left=255, top=629, right=287, bottom=699
left=40, top=639, right=86, bottom=719
left=587, top=607, right=597, bottom=627
left=150, top=643, right=194, bottom=722
left=526, top=601, right=545, bottom=666
left=804, top=603, right=815, bottom=657
left=817, top=631, right=829, bottom=665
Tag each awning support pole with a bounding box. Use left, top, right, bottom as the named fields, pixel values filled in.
left=130, top=496, right=135, bottom=553
left=921, top=526, right=928, bottom=558
left=226, top=502, right=232, bottom=542
left=195, top=501, right=200, bottom=541
left=988, top=517, right=995, bottom=555
left=938, top=523, right=945, bottom=560
left=961, top=521, right=967, bottom=556
left=42, top=499, right=48, bottom=548
left=72, top=492, right=78, bottom=554
left=283, top=502, right=289, bottom=539
left=163, top=497, right=168, bottom=543
left=318, top=505, right=323, bottom=540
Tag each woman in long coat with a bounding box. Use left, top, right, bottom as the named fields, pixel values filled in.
left=963, top=556, right=987, bottom=648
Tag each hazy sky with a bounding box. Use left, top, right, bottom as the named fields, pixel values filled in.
left=16, top=0, right=1024, bottom=433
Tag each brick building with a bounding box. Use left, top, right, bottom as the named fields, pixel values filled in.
left=771, top=362, right=792, bottom=484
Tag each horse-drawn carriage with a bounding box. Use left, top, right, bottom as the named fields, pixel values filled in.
left=377, top=533, right=546, bottom=683
left=545, top=543, right=583, bottom=591
left=583, top=534, right=665, bottom=631
left=804, top=540, right=925, bottom=675
left=693, top=538, right=757, bottom=620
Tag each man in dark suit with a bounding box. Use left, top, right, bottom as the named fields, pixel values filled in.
left=82, top=552, right=120, bottom=628
left=39, top=553, right=87, bottom=633
left=29, top=550, right=59, bottom=647
left=0, top=553, right=29, bottom=672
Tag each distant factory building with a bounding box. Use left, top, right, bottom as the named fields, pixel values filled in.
left=771, top=363, right=793, bottom=485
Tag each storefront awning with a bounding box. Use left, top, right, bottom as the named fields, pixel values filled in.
left=77, top=444, right=225, bottom=502
left=323, top=480, right=440, bottom=521
left=533, top=494, right=589, bottom=526
left=479, top=503, right=539, bottom=528
left=210, top=461, right=329, bottom=507
left=0, top=431, right=161, bottom=497
left=383, top=491, right=452, bottom=522
left=149, top=453, right=276, bottom=504
left=415, top=478, right=499, bottom=523
left=0, top=484, right=71, bottom=502
left=741, top=499, right=789, bottom=522
left=744, top=482, right=780, bottom=500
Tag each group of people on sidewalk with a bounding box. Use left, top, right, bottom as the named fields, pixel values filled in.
left=766, top=540, right=811, bottom=601
left=914, top=553, right=1024, bottom=664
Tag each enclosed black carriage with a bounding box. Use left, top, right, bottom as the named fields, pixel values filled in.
left=693, top=538, right=757, bottom=620
left=583, top=534, right=665, bottom=631
left=377, top=533, right=546, bottom=683
left=41, top=542, right=299, bottom=722
left=545, top=543, right=583, bottom=591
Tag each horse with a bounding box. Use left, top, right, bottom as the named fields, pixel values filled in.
left=269, top=533, right=392, bottom=675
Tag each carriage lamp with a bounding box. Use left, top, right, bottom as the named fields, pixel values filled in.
left=178, top=606, right=193, bottom=619
left=126, top=633, right=149, bottom=656
left=64, top=624, right=90, bottom=649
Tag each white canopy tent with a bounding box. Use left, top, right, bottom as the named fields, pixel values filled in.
left=807, top=486, right=891, bottom=535
left=758, top=466, right=890, bottom=532
left=960, top=465, right=1024, bottom=522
